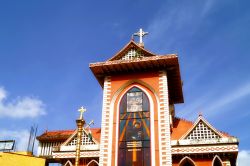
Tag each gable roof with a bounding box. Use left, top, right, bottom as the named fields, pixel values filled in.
left=108, top=40, right=156, bottom=61
left=180, top=115, right=224, bottom=140
left=37, top=116, right=234, bottom=144
left=171, top=117, right=194, bottom=140
left=36, top=130, right=75, bottom=142
left=62, top=128, right=100, bottom=146
left=36, top=128, right=101, bottom=143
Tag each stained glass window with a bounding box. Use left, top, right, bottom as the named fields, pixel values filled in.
left=118, top=87, right=151, bottom=166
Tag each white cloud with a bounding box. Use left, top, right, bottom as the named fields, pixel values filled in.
left=0, top=87, right=7, bottom=101
left=238, top=150, right=250, bottom=166
left=0, top=129, right=30, bottom=151
left=205, top=82, right=250, bottom=116
left=0, top=86, right=46, bottom=119
left=177, top=81, right=250, bottom=119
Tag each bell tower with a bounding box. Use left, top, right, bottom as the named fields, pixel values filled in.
left=90, top=29, right=183, bottom=166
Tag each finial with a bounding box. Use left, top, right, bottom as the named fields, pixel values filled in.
left=199, top=112, right=203, bottom=117
left=131, top=34, right=134, bottom=41
left=78, top=106, right=86, bottom=120
left=133, top=28, right=148, bottom=44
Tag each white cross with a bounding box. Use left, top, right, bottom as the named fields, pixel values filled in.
left=133, top=28, right=148, bottom=44
left=78, top=106, right=86, bottom=119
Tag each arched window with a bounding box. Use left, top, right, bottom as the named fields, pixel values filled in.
left=212, top=156, right=223, bottom=166
left=64, top=160, right=73, bottom=166
left=87, top=159, right=99, bottom=166
left=179, top=157, right=196, bottom=166
left=118, top=87, right=151, bottom=166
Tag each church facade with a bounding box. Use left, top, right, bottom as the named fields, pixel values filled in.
left=37, top=30, right=239, bottom=166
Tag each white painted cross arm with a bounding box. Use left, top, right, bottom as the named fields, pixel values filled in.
left=133, top=28, right=148, bottom=43
left=78, top=106, right=86, bottom=120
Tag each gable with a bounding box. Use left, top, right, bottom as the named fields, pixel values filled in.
left=108, top=40, right=156, bottom=61
left=67, top=131, right=95, bottom=146
left=185, top=120, right=221, bottom=140
left=62, top=128, right=99, bottom=146
left=180, top=116, right=224, bottom=140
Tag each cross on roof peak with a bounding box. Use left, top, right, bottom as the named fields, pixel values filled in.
left=78, top=106, right=86, bottom=120
left=133, top=28, right=148, bottom=44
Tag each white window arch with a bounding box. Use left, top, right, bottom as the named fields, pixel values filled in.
left=212, top=155, right=223, bottom=166
left=179, top=156, right=196, bottom=166
left=87, top=159, right=99, bottom=166
left=64, top=160, right=73, bottom=166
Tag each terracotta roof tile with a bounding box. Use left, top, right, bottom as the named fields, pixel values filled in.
left=36, top=130, right=75, bottom=142
left=37, top=128, right=101, bottom=143
left=37, top=119, right=233, bottom=143
left=171, top=117, right=194, bottom=140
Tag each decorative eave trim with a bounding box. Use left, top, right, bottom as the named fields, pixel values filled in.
left=171, top=137, right=239, bottom=146
left=61, top=128, right=99, bottom=146
left=171, top=144, right=238, bottom=154
left=180, top=115, right=224, bottom=140
left=90, top=54, right=178, bottom=67
left=52, top=151, right=100, bottom=158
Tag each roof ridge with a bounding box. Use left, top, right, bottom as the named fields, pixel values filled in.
left=43, top=128, right=101, bottom=133
left=175, top=117, right=194, bottom=124
left=44, top=129, right=75, bottom=133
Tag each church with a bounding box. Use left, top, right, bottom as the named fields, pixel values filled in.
left=36, top=29, right=239, bottom=166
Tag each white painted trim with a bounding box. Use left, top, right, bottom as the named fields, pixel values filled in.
left=171, top=137, right=238, bottom=146
left=37, top=143, right=41, bottom=156
left=171, top=144, right=238, bottom=154
left=158, top=70, right=172, bottom=166
left=112, top=84, right=156, bottom=166
left=99, top=76, right=111, bottom=166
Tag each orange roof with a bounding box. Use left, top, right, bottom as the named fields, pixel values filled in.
left=37, top=118, right=232, bottom=143
left=90, top=128, right=101, bottom=142
left=37, top=128, right=101, bottom=143
left=171, top=117, right=194, bottom=140
left=37, top=130, right=75, bottom=142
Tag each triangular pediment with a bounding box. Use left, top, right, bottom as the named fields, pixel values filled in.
left=108, top=40, right=156, bottom=61
left=180, top=116, right=224, bottom=140
left=62, top=128, right=98, bottom=146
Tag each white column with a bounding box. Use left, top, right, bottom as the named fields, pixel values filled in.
left=158, top=71, right=172, bottom=166
left=99, top=76, right=111, bottom=166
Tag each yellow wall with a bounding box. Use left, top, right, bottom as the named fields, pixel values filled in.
left=0, top=152, right=45, bottom=166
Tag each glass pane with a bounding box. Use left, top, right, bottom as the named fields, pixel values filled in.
left=127, top=92, right=143, bottom=112
left=143, top=93, right=149, bottom=112
left=143, top=148, right=151, bottom=166
left=143, top=141, right=150, bottom=148
left=142, top=112, right=150, bottom=118
left=120, top=95, right=127, bottom=114
left=142, top=118, right=150, bottom=140
left=119, top=120, right=126, bottom=141
left=118, top=149, right=126, bottom=166
left=129, top=87, right=141, bottom=92
left=119, top=142, right=126, bottom=149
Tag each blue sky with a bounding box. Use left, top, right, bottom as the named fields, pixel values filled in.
left=0, top=0, right=249, bottom=164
